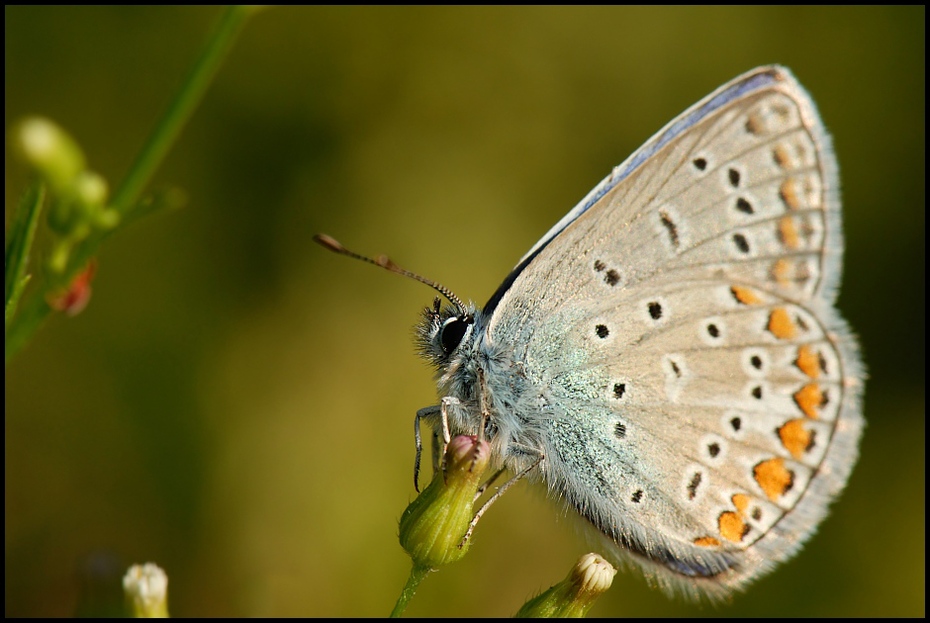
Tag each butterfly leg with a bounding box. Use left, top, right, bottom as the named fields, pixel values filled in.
left=413, top=398, right=459, bottom=491
left=414, top=404, right=440, bottom=492
left=459, top=452, right=544, bottom=549
left=430, top=428, right=441, bottom=475
left=436, top=396, right=460, bottom=481
left=474, top=467, right=505, bottom=501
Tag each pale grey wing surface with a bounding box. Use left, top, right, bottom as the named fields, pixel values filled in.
left=485, top=66, right=863, bottom=595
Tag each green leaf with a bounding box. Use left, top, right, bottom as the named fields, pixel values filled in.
left=4, top=182, right=45, bottom=328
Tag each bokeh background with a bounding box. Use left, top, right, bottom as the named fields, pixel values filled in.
left=5, top=6, right=924, bottom=617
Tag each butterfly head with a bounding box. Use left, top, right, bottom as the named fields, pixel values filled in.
left=416, top=296, right=476, bottom=370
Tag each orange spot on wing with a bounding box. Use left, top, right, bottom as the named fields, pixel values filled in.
left=694, top=536, right=721, bottom=548
left=779, top=178, right=800, bottom=210
left=778, top=419, right=813, bottom=459
left=771, top=258, right=792, bottom=286
left=773, top=145, right=793, bottom=169
left=779, top=216, right=800, bottom=250
left=719, top=511, right=749, bottom=543
left=794, top=383, right=824, bottom=419
left=731, top=494, right=751, bottom=515
left=754, top=458, right=794, bottom=501
left=745, top=113, right=765, bottom=135
left=768, top=308, right=796, bottom=339
left=731, top=285, right=761, bottom=305
left=795, top=345, right=821, bottom=378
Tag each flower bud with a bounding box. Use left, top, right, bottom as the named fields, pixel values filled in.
left=12, top=116, right=86, bottom=194
left=122, top=562, right=169, bottom=618
left=75, top=170, right=108, bottom=206
left=515, top=553, right=616, bottom=618
left=47, top=260, right=97, bottom=316
left=398, top=435, right=490, bottom=569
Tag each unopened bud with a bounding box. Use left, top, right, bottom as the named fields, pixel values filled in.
left=122, top=562, right=168, bottom=618
left=398, top=435, right=490, bottom=569
left=12, top=116, right=86, bottom=193
left=515, top=552, right=616, bottom=618
left=47, top=260, right=97, bottom=316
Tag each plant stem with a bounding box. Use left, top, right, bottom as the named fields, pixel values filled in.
left=5, top=183, right=45, bottom=327
left=390, top=563, right=432, bottom=618
left=5, top=292, right=51, bottom=362
left=110, top=5, right=253, bottom=214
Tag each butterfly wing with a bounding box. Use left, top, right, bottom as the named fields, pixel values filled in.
left=483, top=66, right=864, bottom=597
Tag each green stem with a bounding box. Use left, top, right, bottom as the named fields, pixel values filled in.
left=5, top=183, right=45, bottom=326
left=110, top=5, right=253, bottom=214
left=390, top=563, right=432, bottom=618
left=5, top=292, right=51, bottom=362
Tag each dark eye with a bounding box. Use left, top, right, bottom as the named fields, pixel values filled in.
left=439, top=316, right=469, bottom=353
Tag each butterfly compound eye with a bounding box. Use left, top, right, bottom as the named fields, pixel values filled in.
left=439, top=316, right=470, bottom=354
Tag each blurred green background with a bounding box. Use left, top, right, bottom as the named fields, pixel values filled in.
left=5, top=6, right=924, bottom=617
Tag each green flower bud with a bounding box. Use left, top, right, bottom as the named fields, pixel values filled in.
left=398, top=435, right=490, bottom=569
left=12, top=117, right=117, bottom=242
left=515, top=553, right=616, bottom=618
left=11, top=116, right=86, bottom=194
left=74, top=170, right=120, bottom=230
left=75, top=170, right=108, bottom=206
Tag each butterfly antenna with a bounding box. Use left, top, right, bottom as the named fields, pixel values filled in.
left=314, top=234, right=468, bottom=313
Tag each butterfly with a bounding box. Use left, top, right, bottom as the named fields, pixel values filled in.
left=318, top=65, right=864, bottom=599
